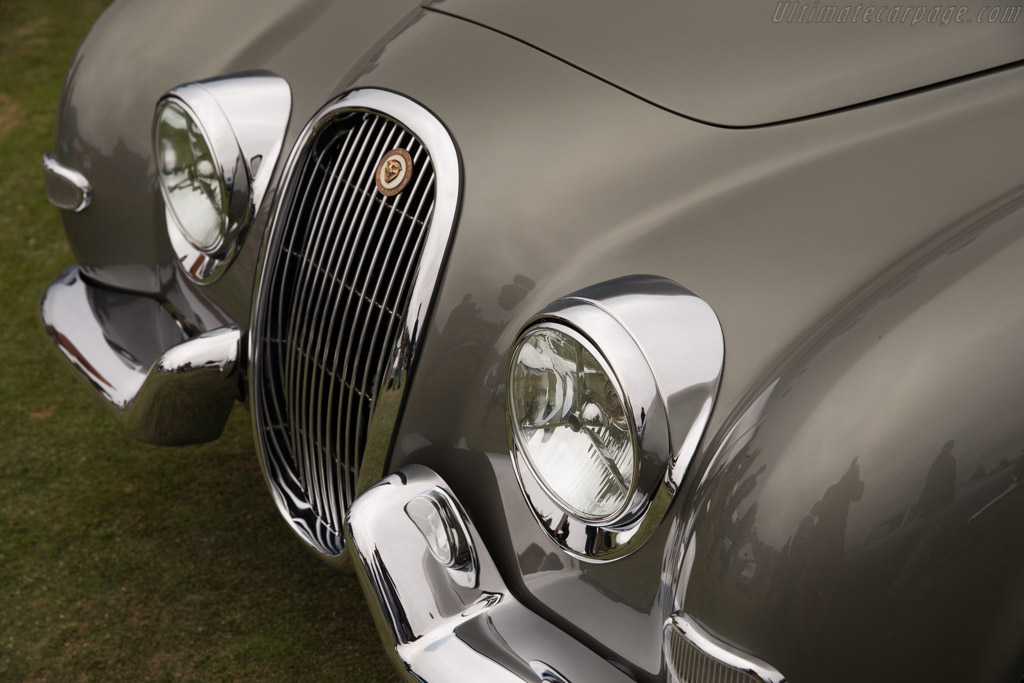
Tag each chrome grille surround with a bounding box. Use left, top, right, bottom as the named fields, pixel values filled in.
left=249, top=90, right=460, bottom=562
left=664, top=613, right=787, bottom=683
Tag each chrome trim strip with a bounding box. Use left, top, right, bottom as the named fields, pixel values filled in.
left=507, top=275, right=724, bottom=561
left=157, top=73, right=291, bottom=283
left=40, top=266, right=241, bottom=446
left=664, top=613, right=787, bottom=683
left=345, top=465, right=636, bottom=683
left=42, top=153, right=92, bottom=212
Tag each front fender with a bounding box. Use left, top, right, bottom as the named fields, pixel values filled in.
left=53, top=0, right=420, bottom=306
left=678, top=186, right=1024, bottom=682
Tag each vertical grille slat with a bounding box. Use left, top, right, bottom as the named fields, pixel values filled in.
left=286, top=163, right=328, bottom=494
left=262, top=162, right=310, bottom=486
left=251, top=101, right=441, bottom=556
left=305, top=120, right=382, bottom=524
left=296, top=117, right=384, bottom=531
left=301, top=117, right=389, bottom=530
left=326, top=122, right=403, bottom=503
left=333, top=127, right=408, bottom=491
left=352, top=162, right=434, bottom=465
left=348, top=148, right=423, bottom=421
left=283, top=125, right=349, bottom=502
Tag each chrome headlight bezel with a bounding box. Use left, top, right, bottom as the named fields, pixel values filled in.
left=153, top=74, right=291, bottom=283
left=506, top=275, right=725, bottom=561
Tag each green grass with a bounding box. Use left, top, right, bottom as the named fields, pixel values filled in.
left=0, top=2, right=395, bottom=680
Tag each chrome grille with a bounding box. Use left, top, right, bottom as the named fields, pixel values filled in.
left=667, top=627, right=759, bottom=683
left=251, top=98, right=439, bottom=556
left=664, top=614, right=785, bottom=683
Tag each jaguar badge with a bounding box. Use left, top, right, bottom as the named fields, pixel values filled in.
left=375, top=148, right=413, bottom=197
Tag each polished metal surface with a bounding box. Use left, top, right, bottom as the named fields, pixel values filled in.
left=157, top=73, right=292, bottom=283
left=250, top=89, right=460, bottom=564
left=529, top=662, right=570, bottom=683
left=507, top=275, right=724, bottom=561
left=44, top=1, right=1024, bottom=678
left=40, top=266, right=241, bottom=446
left=345, top=464, right=636, bottom=682
left=405, top=488, right=476, bottom=579
left=353, top=89, right=461, bottom=499
left=42, top=153, right=92, bottom=212
left=665, top=614, right=785, bottom=683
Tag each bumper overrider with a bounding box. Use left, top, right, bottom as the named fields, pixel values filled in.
left=40, top=265, right=241, bottom=446
left=346, top=465, right=635, bottom=682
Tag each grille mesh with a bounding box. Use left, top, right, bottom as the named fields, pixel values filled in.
left=252, top=109, right=435, bottom=554
left=666, top=621, right=762, bottom=683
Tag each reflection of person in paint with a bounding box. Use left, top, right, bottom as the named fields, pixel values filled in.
left=774, top=457, right=864, bottom=627
left=891, top=440, right=956, bottom=594
left=554, top=513, right=570, bottom=544
left=804, top=457, right=865, bottom=610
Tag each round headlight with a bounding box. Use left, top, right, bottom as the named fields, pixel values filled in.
left=506, top=277, right=725, bottom=561
left=153, top=76, right=289, bottom=282
left=154, top=99, right=229, bottom=253
left=508, top=324, right=638, bottom=522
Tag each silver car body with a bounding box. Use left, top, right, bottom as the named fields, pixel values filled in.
left=41, top=1, right=1024, bottom=680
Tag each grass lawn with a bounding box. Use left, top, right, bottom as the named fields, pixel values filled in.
left=0, top=1, right=395, bottom=679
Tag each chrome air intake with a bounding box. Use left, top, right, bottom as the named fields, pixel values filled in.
left=250, top=90, right=460, bottom=561
left=664, top=614, right=786, bottom=683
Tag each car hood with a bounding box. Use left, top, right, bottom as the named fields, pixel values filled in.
left=424, top=0, right=1024, bottom=126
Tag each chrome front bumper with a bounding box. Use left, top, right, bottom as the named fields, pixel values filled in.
left=345, top=465, right=636, bottom=683
left=42, top=267, right=633, bottom=680
left=40, top=266, right=241, bottom=445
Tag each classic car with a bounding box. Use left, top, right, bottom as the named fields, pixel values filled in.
left=39, top=0, right=1024, bottom=680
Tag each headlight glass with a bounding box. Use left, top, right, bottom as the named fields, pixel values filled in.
left=154, top=99, right=226, bottom=252
left=509, top=325, right=637, bottom=522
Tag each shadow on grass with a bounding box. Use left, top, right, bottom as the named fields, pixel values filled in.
left=1, top=406, right=396, bottom=681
